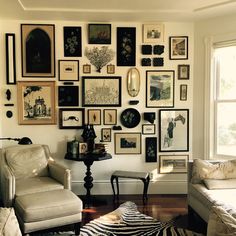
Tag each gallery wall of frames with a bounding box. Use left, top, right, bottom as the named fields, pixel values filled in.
left=0, top=20, right=194, bottom=194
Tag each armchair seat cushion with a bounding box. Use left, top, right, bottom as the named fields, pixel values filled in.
left=16, top=177, right=64, bottom=197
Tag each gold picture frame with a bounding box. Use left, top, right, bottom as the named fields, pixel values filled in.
left=17, top=81, right=56, bottom=125
left=83, top=64, right=91, bottom=74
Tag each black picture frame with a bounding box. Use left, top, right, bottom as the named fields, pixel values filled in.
left=159, top=109, right=189, bottom=152
left=87, top=109, right=101, bottom=125
left=88, top=24, right=111, bottom=44
left=145, top=137, right=157, bottom=162
left=169, top=36, right=188, bottom=60
left=5, top=33, right=16, bottom=84
left=101, top=128, right=112, bottom=142
left=58, top=60, right=79, bottom=81
left=117, top=27, right=136, bottom=66
left=58, top=86, right=79, bottom=106
left=141, top=45, right=152, bottom=55
left=178, top=64, right=190, bottom=80
left=82, top=76, right=121, bottom=107
left=64, top=26, right=82, bottom=57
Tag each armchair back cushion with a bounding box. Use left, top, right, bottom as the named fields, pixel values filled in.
left=5, top=145, right=49, bottom=179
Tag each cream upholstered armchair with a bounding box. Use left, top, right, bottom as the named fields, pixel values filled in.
left=0, top=144, right=71, bottom=207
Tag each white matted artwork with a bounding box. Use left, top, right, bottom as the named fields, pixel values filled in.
left=143, top=24, right=164, bottom=43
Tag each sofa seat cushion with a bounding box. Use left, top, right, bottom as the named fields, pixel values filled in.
left=15, top=189, right=83, bottom=223
left=204, top=179, right=236, bottom=190
left=16, top=177, right=64, bottom=197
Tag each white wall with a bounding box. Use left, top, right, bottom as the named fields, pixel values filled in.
left=0, top=20, right=194, bottom=195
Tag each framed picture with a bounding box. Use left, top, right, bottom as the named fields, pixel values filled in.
left=103, top=109, right=117, bottom=125
left=82, top=76, right=121, bottom=107
left=178, top=64, right=190, bottom=80
left=145, top=137, right=157, bottom=162
left=21, top=24, right=55, bottom=77
left=146, top=70, right=175, bottom=108
left=78, top=143, right=88, bottom=154
left=142, top=124, right=156, bottom=135
left=83, top=64, right=91, bottom=74
left=59, top=108, right=85, bottom=129
left=107, top=64, right=115, bottom=74
left=169, top=36, right=188, bottom=60
left=17, top=81, right=56, bottom=125
left=180, top=84, right=188, bottom=101
left=143, top=24, right=164, bottom=43
left=159, top=109, right=189, bottom=152
left=58, top=60, right=79, bottom=81
left=117, top=27, right=136, bottom=66
left=6, top=33, right=16, bottom=84
left=64, top=26, right=82, bottom=57
left=101, top=128, right=112, bottom=142
left=88, top=24, right=111, bottom=44
left=159, top=155, right=189, bottom=174
left=114, top=132, right=141, bottom=155
left=88, top=109, right=101, bottom=125
left=58, top=86, right=79, bottom=106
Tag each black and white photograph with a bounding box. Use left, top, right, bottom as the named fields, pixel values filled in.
left=169, top=36, right=188, bottom=60
left=143, top=24, right=164, bottom=43
left=178, top=64, right=190, bottom=80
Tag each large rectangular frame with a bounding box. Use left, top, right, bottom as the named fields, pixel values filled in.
left=17, top=81, right=56, bottom=125
left=82, top=76, right=121, bottom=107
left=159, top=109, right=189, bottom=152
left=21, top=24, right=55, bottom=77
left=146, top=70, right=175, bottom=108
left=6, top=33, right=16, bottom=84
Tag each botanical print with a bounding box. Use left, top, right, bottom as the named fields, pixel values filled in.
left=104, top=109, right=117, bottom=125
left=145, top=137, right=157, bottom=162
left=101, top=128, right=111, bottom=142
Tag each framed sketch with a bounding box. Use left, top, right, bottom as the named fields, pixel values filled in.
left=59, top=108, right=85, bottom=129
left=21, top=24, right=55, bottom=77
left=64, top=26, right=82, bottom=57
left=142, top=124, right=156, bottom=135
left=159, top=109, right=189, bottom=152
left=178, top=64, right=190, bottom=80
left=107, top=64, right=115, bottom=74
left=78, top=143, right=88, bottom=154
left=17, top=81, right=56, bottom=125
left=88, top=109, right=101, bottom=125
left=114, top=132, right=141, bottom=155
left=101, top=128, right=112, bottom=142
left=169, top=36, right=188, bottom=60
left=145, top=137, right=157, bottom=162
left=58, top=86, right=79, bottom=106
left=117, top=27, right=136, bottom=66
left=6, top=33, right=16, bottom=84
left=103, top=109, right=117, bottom=125
left=159, top=155, right=189, bottom=174
left=143, top=24, right=164, bottom=43
left=83, top=64, right=91, bottom=74
left=180, top=84, right=188, bottom=101
left=146, top=70, right=175, bottom=108
left=58, top=60, right=79, bottom=81
left=88, top=24, right=111, bottom=44
left=82, top=76, right=121, bottom=107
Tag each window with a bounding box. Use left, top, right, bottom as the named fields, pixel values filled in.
left=213, top=46, right=236, bottom=158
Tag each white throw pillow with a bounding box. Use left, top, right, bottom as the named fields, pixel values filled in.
left=191, top=159, right=236, bottom=184
left=204, top=179, right=236, bottom=190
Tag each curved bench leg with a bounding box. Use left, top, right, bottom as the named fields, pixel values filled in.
left=142, top=175, right=150, bottom=203
left=110, top=175, right=116, bottom=200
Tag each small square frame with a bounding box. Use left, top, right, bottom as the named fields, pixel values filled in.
left=143, top=24, right=164, bottom=43
left=83, top=64, right=91, bottom=74
left=103, top=109, right=117, bottom=125
left=107, top=64, right=115, bottom=74
left=178, top=64, right=190, bottom=80
left=58, top=60, right=79, bottom=81
left=180, top=84, right=188, bottom=101
left=142, top=124, right=156, bottom=135
left=169, top=36, right=188, bottom=60
left=88, top=109, right=101, bottom=125
left=78, top=143, right=88, bottom=154
left=101, top=128, right=112, bottom=142
left=58, top=86, right=79, bottom=106
left=88, top=24, right=111, bottom=44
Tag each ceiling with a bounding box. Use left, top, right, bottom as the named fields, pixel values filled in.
left=0, top=0, right=236, bottom=22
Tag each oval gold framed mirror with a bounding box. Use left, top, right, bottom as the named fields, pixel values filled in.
left=127, top=68, right=140, bottom=97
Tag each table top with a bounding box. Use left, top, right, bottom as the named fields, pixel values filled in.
left=65, top=152, right=112, bottom=162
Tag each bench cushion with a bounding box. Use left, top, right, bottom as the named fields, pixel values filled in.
left=112, top=171, right=149, bottom=179
left=15, top=189, right=82, bottom=223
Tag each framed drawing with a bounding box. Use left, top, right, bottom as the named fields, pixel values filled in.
left=145, top=137, right=157, bottom=162
left=21, top=24, right=55, bottom=77
left=63, top=26, right=82, bottom=57
left=159, top=109, right=189, bottom=152
left=142, top=124, right=156, bottom=135
left=114, top=132, right=141, bottom=155
left=180, top=84, right=188, bottom=101
left=159, top=155, right=189, bottom=174
left=101, top=128, right=112, bottom=142
left=143, top=24, right=164, bottom=43
left=58, top=86, right=79, bottom=106
left=88, top=24, right=111, bottom=44
left=88, top=109, right=101, bottom=125
left=59, top=108, right=85, bottom=129
left=117, top=27, right=136, bottom=66
left=83, top=64, right=91, bottom=74
left=178, top=64, right=190, bottom=80
left=6, top=33, right=16, bottom=84
left=146, top=70, right=175, bottom=108
left=82, top=76, right=121, bottom=107
left=107, top=64, right=115, bottom=74
left=17, top=81, right=56, bottom=125
left=103, top=109, right=117, bottom=125
left=169, top=36, right=188, bottom=60
left=58, top=60, right=79, bottom=81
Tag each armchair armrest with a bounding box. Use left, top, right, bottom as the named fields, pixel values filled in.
left=48, top=160, right=71, bottom=190
left=1, top=165, right=15, bottom=207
